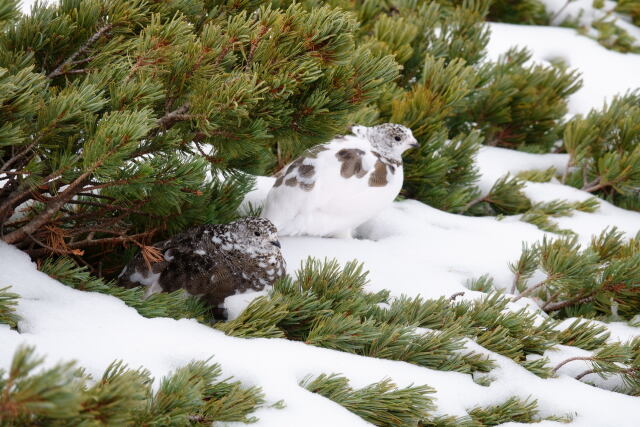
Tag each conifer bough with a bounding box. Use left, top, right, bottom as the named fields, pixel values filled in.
left=0, top=345, right=266, bottom=425
left=0, top=0, right=397, bottom=267
left=508, top=227, right=640, bottom=318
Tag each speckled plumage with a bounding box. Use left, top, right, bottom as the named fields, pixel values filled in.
left=263, top=123, right=418, bottom=238
left=119, top=217, right=285, bottom=315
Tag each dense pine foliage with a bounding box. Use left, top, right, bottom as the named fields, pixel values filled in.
left=0, top=0, right=397, bottom=267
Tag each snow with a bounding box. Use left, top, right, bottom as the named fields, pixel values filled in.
left=523, top=182, right=640, bottom=245
left=18, top=0, right=41, bottom=13
left=3, top=237, right=640, bottom=426
left=487, top=23, right=640, bottom=115
left=541, top=0, right=640, bottom=41
left=4, top=0, right=640, bottom=424
left=3, top=148, right=640, bottom=424
left=225, top=289, right=270, bottom=321
left=475, top=146, right=569, bottom=194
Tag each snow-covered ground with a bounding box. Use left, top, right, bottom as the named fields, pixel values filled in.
left=2, top=148, right=640, bottom=424
left=3, top=1, right=640, bottom=425
left=487, top=23, right=640, bottom=115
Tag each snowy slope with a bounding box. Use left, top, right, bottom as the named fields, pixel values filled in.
left=3, top=1, right=640, bottom=425
left=487, top=23, right=640, bottom=115
left=3, top=146, right=640, bottom=425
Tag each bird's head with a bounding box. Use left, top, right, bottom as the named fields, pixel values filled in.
left=350, top=123, right=419, bottom=160
left=226, top=217, right=282, bottom=255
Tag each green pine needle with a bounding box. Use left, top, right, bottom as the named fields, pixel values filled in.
left=301, top=373, right=435, bottom=426
left=0, top=346, right=266, bottom=425
left=0, top=286, right=20, bottom=329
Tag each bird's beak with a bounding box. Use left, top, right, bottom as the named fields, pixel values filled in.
left=271, top=240, right=281, bottom=248
left=410, top=140, right=419, bottom=148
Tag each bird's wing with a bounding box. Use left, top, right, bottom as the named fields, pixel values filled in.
left=262, top=136, right=389, bottom=234
left=120, top=223, right=239, bottom=301
left=157, top=244, right=233, bottom=295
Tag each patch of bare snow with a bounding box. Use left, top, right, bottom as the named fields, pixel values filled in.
left=487, top=23, right=640, bottom=115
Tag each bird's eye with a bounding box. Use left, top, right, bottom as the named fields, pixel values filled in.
left=394, top=136, right=401, bottom=141
left=254, top=231, right=261, bottom=236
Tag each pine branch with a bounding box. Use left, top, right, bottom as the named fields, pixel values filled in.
left=462, top=194, right=486, bottom=212
left=512, top=276, right=555, bottom=301
left=27, top=230, right=158, bottom=258
left=0, top=345, right=266, bottom=424
left=574, top=368, right=596, bottom=381
left=468, top=396, right=540, bottom=425
left=542, top=293, right=596, bottom=312
left=2, top=128, right=142, bottom=245
left=0, top=141, right=37, bottom=174
left=553, top=319, right=610, bottom=350
left=552, top=356, right=592, bottom=374
left=47, top=24, right=113, bottom=79
left=218, top=259, right=493, bottom=373
left=0, top=286, right=20, bottom=329
left=2, top=167, right=94, bottom=244
left=156, top=104, right=191, bottom=131
left=301, top=373, right=435, bottom=426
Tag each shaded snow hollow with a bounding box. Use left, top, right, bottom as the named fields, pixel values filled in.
left=3, top=146, right=640, bottom=425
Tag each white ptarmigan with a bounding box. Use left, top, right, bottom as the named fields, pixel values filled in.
left=262, top=123, right=418, bottom=238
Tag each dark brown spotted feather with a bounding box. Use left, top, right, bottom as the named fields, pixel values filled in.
left=272, top=146, right=327, bottom=192
left=285, top=176, right=298, bottom=186
left=368, top=160, right=388, bottom=187
left=298, top=164, right=315, bottom=178
left=335, top=149, right=367, bottom=178
left=119, top=218, right=285, bottom=317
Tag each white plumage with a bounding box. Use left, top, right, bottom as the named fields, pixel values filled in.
left=262, top=123, right=418, bottom=238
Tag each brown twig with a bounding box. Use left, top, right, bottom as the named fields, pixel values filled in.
left=0, top=166, right=70, bottom=220
left=575, top=368, right=596, bottom=381
left=449, top=292, right=465, bottom=301
left=552, top=356, right=593, bottom=374
left=2, top=137, right=132, bottom=245
left=47, top=24, right=113, bottom=79
left=244, top=26, right=269, bottom=71
left=462, top=194, right=487, bottom=212
left=560, top=156, right=573, bottom=184
left=59, top=69, right=90, bottom=76
left=510, top=272, right=521, bottom=294
left=0, top=141, right=37, bottom=174
left=512, top=276, right=556, bottom=302
left=156, top=103, right=191, bottom=130
left=573, top=365, right=636, bottom=381
left=0, top=189, right=39, bottom=227
left=542, top=293, right=596, bottom=312
left=76, top=192, right=116, bottom=201
left=26, top=230, right=158, bottom=258
left=25, top=232, right=84, bottom=256
left=581, top=177, right=603, bottom=193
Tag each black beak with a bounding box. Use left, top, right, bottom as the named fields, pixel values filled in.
left=410, top=141, right=419, bottom=148
left=271, top=240, right=281, bottom=248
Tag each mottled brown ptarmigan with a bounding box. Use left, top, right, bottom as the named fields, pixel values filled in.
left=119, top=217, right=285, bottom=317
left=262, top=123, right=419, bottom=238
